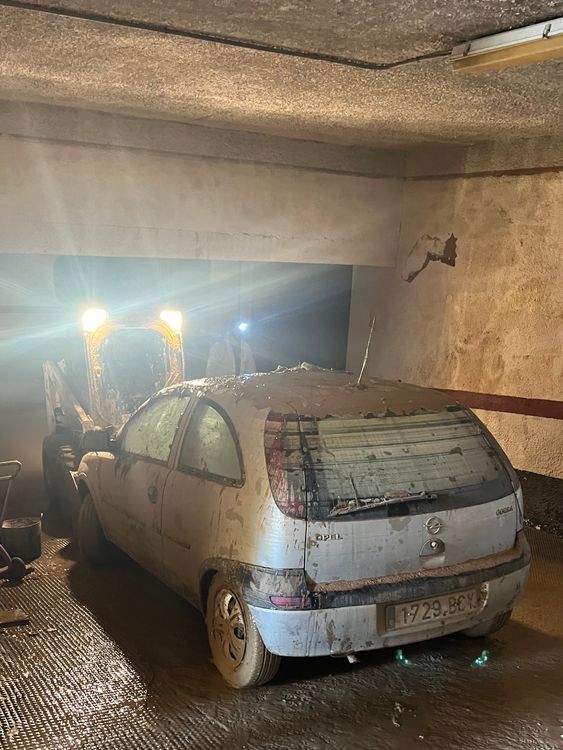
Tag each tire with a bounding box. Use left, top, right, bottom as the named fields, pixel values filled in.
left=462, top=610, right=512, bottom=638
left=206, top=574, right=281, bottom=688
left=42, top=435, right=80, bottom=523
left=77, top=493, right=113, bottom=566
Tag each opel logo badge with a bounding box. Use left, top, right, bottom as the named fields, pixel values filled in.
left=426, top=516, right=443, bottom=535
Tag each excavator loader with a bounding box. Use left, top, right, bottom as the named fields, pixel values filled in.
left=42, top=307, right=184, bottom=521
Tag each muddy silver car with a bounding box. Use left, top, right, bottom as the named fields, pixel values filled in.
left=75, top=370, right=530, bottom=687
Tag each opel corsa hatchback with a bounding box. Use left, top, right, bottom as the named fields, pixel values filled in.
left=76, top=370, right=530, bottom=687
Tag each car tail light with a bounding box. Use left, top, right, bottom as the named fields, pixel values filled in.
left=264, top=415, right=306, bottom=519
left=269, top=596, right=313, bottom=610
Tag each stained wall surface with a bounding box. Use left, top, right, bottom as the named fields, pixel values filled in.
left=348, top=163, right=562, bottom=478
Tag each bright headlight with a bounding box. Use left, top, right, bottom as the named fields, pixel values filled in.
left=160, top=309, right=183, bottom=332
left=82, top=308, right=109, bottom=333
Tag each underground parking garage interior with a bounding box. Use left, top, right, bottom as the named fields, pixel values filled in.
left=0, top=0, right=562, bottom=746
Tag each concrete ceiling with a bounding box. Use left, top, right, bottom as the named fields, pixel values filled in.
left=0, top=1, right=562, bottom=147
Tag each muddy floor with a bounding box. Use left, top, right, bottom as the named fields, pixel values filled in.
left=520, top=471, right=563, bottom=539
left=0, top=524, right=561, bottom=750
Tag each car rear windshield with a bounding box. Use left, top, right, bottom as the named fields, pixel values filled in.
left=265, top=407, right=514, bottom=520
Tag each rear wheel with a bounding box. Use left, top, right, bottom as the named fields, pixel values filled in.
left=462, top=610, right=512, bottom=637
left=77, top=493, right=114, bottom=566
left=206, top=574, right=281, bottom=688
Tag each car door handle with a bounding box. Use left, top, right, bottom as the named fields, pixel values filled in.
left=147, top=485, right=158, bottom=504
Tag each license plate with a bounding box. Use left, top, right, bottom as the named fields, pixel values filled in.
left=386, top=587, right=486, bottom=632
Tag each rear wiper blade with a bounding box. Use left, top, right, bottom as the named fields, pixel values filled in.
left=329, top=491, right=438, bottom=517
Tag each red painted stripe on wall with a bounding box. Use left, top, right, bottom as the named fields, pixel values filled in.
left=439, top=389, right=563, bottom=421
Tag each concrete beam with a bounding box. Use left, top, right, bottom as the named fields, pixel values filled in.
left=0, top=134, right=401, bottom=266
left=0, top=100, right=403, bottom=177
left=406, top=136, right=563, bottom=178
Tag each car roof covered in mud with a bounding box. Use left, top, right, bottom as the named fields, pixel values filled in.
left=159, top=366, right=458, bottom=418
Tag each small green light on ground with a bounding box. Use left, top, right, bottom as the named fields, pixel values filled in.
left=473, top=649, right=489, bottom=666
left=395, top=648, right=412, bottom=665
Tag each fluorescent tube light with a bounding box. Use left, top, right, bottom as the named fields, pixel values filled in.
left=451, top=17, right=563, bottom=72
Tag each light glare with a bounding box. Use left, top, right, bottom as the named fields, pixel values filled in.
left=160, top=309, right=183, bottom=332
left=82, top=308, right=109, bottom=333
left=237, top=321, right=249, bottom=333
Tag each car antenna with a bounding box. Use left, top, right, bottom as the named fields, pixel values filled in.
left=356, top=314, right=376, bottom=388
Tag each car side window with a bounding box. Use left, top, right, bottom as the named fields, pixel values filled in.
left=179, top=402, right=243, bottom=484
left=121, top=395, right=190, bottom=463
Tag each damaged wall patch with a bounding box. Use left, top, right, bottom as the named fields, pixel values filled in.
left=401, top=233, right=457, bottom=283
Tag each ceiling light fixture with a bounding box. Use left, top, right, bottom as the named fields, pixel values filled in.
left=451, top=17, right=563, bottom=72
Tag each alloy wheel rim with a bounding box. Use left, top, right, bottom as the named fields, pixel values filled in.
left=212, top=589, right=246, bottom=669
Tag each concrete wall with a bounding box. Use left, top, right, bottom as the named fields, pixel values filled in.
left=348, top=145, right=563, bottom=478
left=0, top=102, right=401, bottom=268
left=0, top=133, right=400, bottom=267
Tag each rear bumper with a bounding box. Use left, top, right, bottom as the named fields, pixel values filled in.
left=248, top=533, right=530, bottom=658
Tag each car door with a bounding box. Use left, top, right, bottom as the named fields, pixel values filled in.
left=161, top=398, right=244, bottom=605
left=97, top=393, right=190, bottom=577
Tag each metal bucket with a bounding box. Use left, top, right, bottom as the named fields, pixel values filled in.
left=0, top=517, right=42, bottom=562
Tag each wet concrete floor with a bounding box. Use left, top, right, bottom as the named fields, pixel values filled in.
left=1, top=526, right=562, bottom=750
